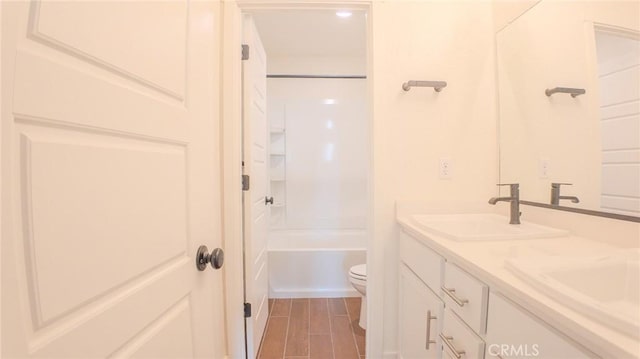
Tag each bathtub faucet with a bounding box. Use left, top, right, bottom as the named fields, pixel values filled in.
left=488, top=183, right=521, bottom=225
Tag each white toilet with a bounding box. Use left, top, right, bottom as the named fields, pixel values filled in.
left=348, top=264, right=367, bottom=329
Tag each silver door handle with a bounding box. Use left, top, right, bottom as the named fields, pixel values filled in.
left=439, top=334, right=465, bottom=359
left=441, top=287, right=469, bottom=307
left=196, top=245, right=224, bottom=271
left=425, top=310, right=437, bottom=349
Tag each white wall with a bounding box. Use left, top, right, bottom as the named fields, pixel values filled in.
left=268, top=55, right=365, bottom=76
left=492, top=0, right=539, bottom=31
left=370, top=2, right=498, bottom=355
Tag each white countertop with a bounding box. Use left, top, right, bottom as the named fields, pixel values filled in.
left=396, top=204, right=640, bottom=359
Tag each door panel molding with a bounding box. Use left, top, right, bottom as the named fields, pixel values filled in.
left=24, top=261, right=192, bottom=357
left=27, top=0, right=188, bottom=100
left=13, top=51, right=188, bottom=141
left=106, top=297, right=194, bottom=358
left=17, top=130, right=189, bottom=329
left=14, top=115, right=187, bottom=148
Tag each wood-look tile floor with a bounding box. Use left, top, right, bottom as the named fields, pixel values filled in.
left=257, top=297, right=366, bottom=359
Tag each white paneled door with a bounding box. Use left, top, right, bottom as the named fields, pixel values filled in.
left=242, top=15, right=269, bottom=358
left=1, top=1, right=225, bottom=358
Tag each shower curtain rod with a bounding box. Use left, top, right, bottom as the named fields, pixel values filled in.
left=266, top=74, right=366, bottom=79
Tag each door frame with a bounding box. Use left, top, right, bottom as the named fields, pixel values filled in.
left=0, top=4, right=3, bottom=354
left=220, top=1, right=376, bottom=358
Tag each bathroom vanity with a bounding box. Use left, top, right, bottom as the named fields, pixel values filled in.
left=396, top=208, right=639, bottom=359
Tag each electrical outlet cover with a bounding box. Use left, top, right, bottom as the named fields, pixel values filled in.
left=439, top=158, right=453, bottom=179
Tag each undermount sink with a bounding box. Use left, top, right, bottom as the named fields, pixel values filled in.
left=506, top=249, right=640, bottom=338
left=411, top=213, right=568, bottom=241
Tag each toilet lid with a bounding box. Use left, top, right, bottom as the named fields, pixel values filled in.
left=349, top=264, right=366, bottom=278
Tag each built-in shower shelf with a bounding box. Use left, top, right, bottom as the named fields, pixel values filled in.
left=270, top=124, right=286, bottom=229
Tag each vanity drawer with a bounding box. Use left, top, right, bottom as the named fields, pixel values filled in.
left=399, top=230, right=444, bottom=292
left=443, top=262, right=489, bottom=335
left=441, top=308, right=485, bottom=359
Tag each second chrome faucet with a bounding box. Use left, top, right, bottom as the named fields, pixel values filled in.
left=488, top=183, right=521, bottom=224
left=550, top=183, right=580, bottom=205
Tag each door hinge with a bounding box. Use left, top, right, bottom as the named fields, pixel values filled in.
left=241, top=44, right=250, bottom=60
left=244, top=302, right=252, bottom=318
left=242, top=175, right=250, bottom=191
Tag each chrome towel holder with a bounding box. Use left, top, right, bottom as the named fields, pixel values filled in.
left=402, top=80, right=447, bottom=92
left=545, top=87, right=585, bottom=97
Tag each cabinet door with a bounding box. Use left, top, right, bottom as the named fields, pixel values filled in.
left=399, top=264, right=444, bottom=359
left=486, top=293, right=596, bottom=359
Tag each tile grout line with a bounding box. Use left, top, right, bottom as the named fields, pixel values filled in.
left=307, top=298, right=311, bottom=359
left=327, top=298, right=336, bottom=359
left=282, top=300, right=292, bottom=359
left=345, top=298, right=363, bottom=358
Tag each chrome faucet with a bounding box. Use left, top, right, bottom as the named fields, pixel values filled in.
left=488, top=183, right=521, bottom=224
left=550, top=183, right=580, bottom=205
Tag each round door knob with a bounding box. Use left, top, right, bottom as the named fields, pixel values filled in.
left=196, top=245, right=224, bottom=271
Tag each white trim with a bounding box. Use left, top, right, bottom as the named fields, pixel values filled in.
left=364, top=4, right=380, bottom=357
left=220, top=2, right=247, bottom=359
left=0, top=2, right=3, bottom=355
left=221, top=1, right=377, bottom=358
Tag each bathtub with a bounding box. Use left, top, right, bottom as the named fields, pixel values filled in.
left=267, top=230, right=367, bottom=298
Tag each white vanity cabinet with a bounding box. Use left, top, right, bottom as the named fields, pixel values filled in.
left=440, top=262, right=488, bottom=359
left=399, top=230, right=488, bottom=359
left=486, top=293, right=596, bottom=359
left=398, top=230, right=445, bottom=359
left=399, top=265, right=444, bottom=359
left=399, top=228, right=599, bottom=359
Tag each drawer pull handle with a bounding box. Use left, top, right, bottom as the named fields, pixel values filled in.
left=425, top=310, right=437, bottom=349
left=442, top=287, right=469, bottom=307
left=439, top=334, right=466, bottom=359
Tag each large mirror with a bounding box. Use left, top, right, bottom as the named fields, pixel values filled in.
left=496, top=1, right=640, bottom=220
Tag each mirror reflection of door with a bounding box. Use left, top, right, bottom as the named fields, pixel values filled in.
left=594, top=29, right=640, bottom=216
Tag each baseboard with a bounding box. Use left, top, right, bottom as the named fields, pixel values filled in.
left=269, top=288, right=359, bottom=298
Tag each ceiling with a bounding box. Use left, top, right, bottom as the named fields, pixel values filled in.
left=251, top=10, right=366, bottom=58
